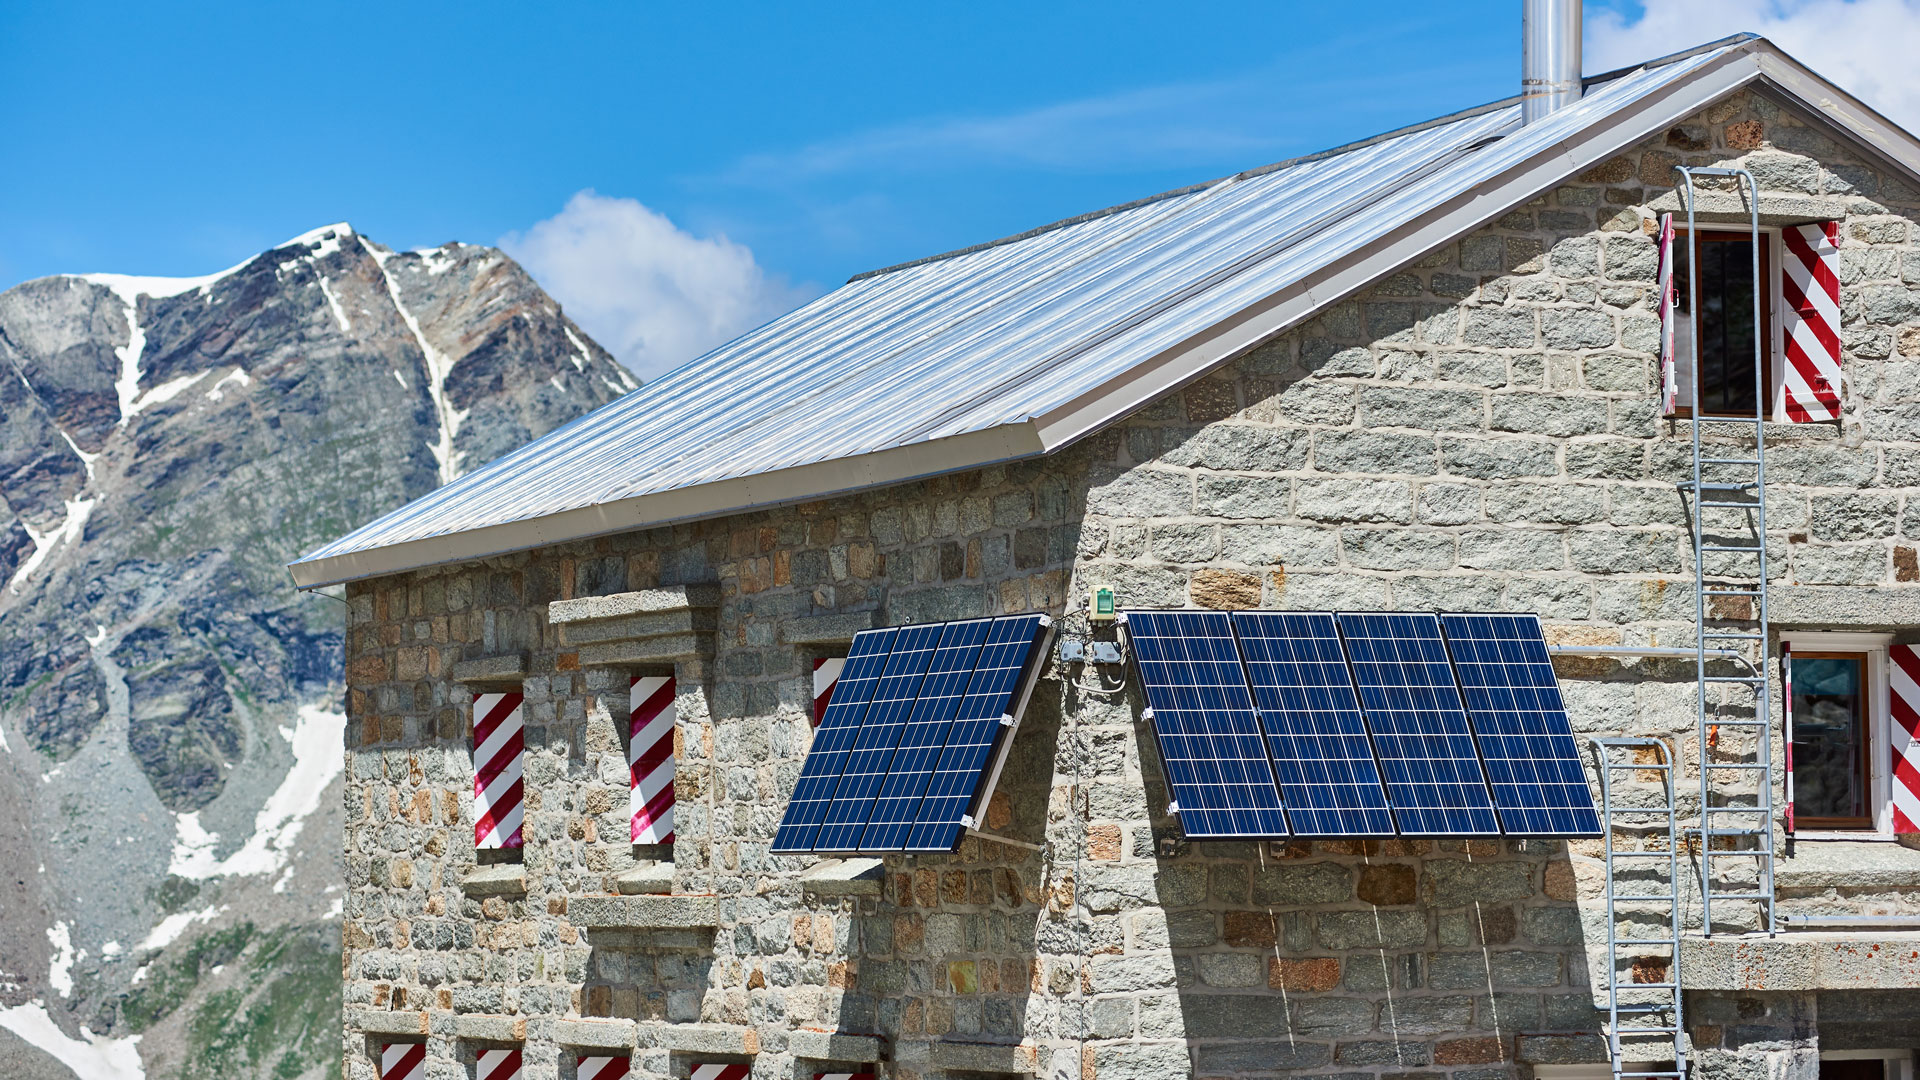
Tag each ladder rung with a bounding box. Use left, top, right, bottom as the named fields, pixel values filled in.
left=1607, top=851, right=1681, bottom=857
left=1702, top=632, right=1764, bottom=640
left=1608, top=894, right=1679, bottom=901
left=1702, top=589, right=1764, bottom=596
left=1614, top=937, right=1679, bottom=946
left=1621, top=982, right=1679, bottom=990
left=1703, top=675, right=1766, bottom=683
left=1703, top=763, right=1772, bottom=771
left=1707, top=892, right=1774, bottom=900
left=1699, top=500, right=1760, bottom=508
left=1678, top=480, right=1756, bottom=492
left=1701, top=718, right=1769, bottom=726
left=1702, top=457, right=1762, bottom=465
left=1700, top=544, right=1765, bottom=553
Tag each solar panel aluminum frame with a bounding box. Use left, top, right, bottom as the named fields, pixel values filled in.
left=945, top=615, right=1056, bottom=847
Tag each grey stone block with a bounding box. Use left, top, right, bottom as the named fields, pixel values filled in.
left=460, top=864, right=527, bottom=897
left=1340, top=528, right=1457, bottom=570
left=578, top=634, right=711, bottom=666
left=558, top=608, right=717, bottom=645
left=1775, top=840, right=1920, bottom=888
left=789, top=1028, right=882, bottom=1062
left=547, top=585, right=720, bottom=624
left=347, top=1008, right=429, bottom=1036
left=553, top=1018, right=638, bottom=1050
left=613, top=862, right=674, bottom=895
left=641, top=1021, right=759, bottom=1054
left=1295, top=479, right=1413, bottom=524
left=452, top=652, right=528, bottom=684
left=570, top=894, right=720, bottom=930
left=1316, top=909, right=1428, bottom=949
left=781, top=610, right=880, bottom=644
left=800, top=857, right=887, bottom=896
left=927, top=1039, right=1036, bottom=1074
left=452, top=1014, right=526, bottom=1042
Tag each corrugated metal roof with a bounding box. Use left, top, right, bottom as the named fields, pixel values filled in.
left=293, top=35, right=1916, bottom=588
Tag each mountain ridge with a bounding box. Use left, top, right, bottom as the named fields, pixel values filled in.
left=0, top=223, right=634, bottom=1080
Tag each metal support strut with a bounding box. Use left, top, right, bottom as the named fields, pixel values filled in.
left=1674, top=165, right=1777, bottom=941
left=1594, top=737, right=1686, bottom=1080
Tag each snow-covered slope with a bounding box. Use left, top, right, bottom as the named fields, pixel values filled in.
left=0, top=225, right=635, bottom=1080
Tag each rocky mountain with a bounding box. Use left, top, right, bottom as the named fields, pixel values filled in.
left=0, top=224, right=636, bottom=1080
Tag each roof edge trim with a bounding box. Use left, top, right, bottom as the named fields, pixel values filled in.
left=288, top=422, right=1048, bottom=588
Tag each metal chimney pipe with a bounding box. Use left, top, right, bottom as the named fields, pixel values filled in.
left=1522, top=0, right=1583, bottom=123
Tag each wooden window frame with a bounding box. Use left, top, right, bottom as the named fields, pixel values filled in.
left=1790, top=650, right=1873, bottom=830
left=1670, top=226, right=1777, bottom=420
left=1781, top=630, right=1894, bottom=837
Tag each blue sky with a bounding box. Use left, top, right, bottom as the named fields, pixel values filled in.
left=6, top=0, right=1914, bottom=379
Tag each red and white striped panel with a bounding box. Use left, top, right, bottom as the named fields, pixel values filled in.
left=380, top=1043, right=425, bottom=1080
left=473, top=692, right=525, bottom=849
left=814, top=1074, right=877, bottom=1080
left=630, top=675, right=676, bottom=844
left=812, top=656, right=846, bottom=729
left=477, top=1048, right=522, bottom=1080
left=1656, top=212, right=1680, bottom=416
left=1889, top=644, right=1920, bottom=834
left=579, top=1056, right=631, bottom=1080
left=1782, top=221, right=1843, bottom=422
left=689, top=1065, right=751, bottom=1080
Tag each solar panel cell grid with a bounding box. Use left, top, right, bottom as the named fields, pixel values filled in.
left=814, top=623, right=946, bottom=851
left=1439, top=613, right=1602, bottom=836
left=1336, top=612, right=1501, bottom=836
left=1124, top=610, right=1289, bottom=839
left=907, top=614, right=1049, bottom=852
left=769, top=627, right=897, bottom=853
left=1232, top=611, right=1394, bottom=837
left=857, top=619, right=995, bottom=851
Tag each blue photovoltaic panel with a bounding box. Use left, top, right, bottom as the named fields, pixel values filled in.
left=1124, top=610, right=1289, bottom=839
left=1336, top=612, right=1500, bottom=835
left=1439, top=613, right=1602, bottom=836
left=1232, top=612, right=1395, bottom=836
left=906, top=614, right=1049, bottom=852
left=770, top=627, right=898, bottom=853
left=813, top=623, right=945, bottom=851
left=856, top=619, right=995, bottom=851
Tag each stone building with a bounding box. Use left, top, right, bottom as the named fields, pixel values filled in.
left=295, top=18, right=1920, bottom=1080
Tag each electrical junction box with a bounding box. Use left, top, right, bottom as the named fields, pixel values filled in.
left=1088, top=586, right=1116, bottom=624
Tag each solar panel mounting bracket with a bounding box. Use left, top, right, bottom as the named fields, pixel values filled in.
left=1166, top=801, right=1180, bottom=814
left=965, top=827, right=1045, bottom=853
left=998, top=714, right=1015, bottom=728
left=953, top=618, right=1058, bottom=853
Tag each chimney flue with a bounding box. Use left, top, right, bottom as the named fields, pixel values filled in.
left=1522, top=0, right=1582, bottom=123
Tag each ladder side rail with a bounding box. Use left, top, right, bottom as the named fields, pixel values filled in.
left=1678, top=166, right=1715, bottom=935
left=1739, top=167, right=1778, bottom=935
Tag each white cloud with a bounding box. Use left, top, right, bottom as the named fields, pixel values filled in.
left=502, top=191, right=813, bottom=384
left=1587, top=0, right=1920, bottom=130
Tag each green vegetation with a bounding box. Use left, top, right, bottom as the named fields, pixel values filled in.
left=119, top=922, right=255, bottom=1033
left=146, top=875, right=203, bottom=916
left=178, top=924, right=340, bottom=1080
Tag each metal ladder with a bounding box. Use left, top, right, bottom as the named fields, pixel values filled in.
left=1674, top=166, right=1777, bottom=939
left=1595, top=738, right=1686, bottom=1080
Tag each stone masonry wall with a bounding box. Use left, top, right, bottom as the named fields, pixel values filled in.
left=340, top=90, right=1920, bottom=1080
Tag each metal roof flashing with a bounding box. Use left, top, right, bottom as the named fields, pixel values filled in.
left=289, top=36, right=1920, bottom=590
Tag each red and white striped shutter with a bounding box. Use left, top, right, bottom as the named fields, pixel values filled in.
left=1889, top=644, right=1920, bottom=834
left=1656, top=212, right=1680, bottom=416
left=1782, top=641, right=1795, bottom=834
left=812, top=656, right=846, bottom=729
left=473, top=692, right=525, bottom=849
left=579, top=1056, right=632, bottom=1080
left=630, top=675, right=676, bottom=844
left=689, top=1065, right=751, bottom=1080
left=477, top=1048, right=523, bottom=1080
left=1782, top=221, right=1843, bottom=422
left=381, top=1044, right=425, bottom=1080
left=814, top=1073, right=878, bottom=1080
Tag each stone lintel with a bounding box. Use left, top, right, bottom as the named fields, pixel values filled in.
left=548, top=586, right=720, bottom=624
left=348, top=1008, right=430, bottom=1036
left=460, top=864, right=528, bottom=897
left=558, top=609, right=718, bottom=647
left=452, top=652, right=528, bottom=685
left=1644, top=189, right=1849, bottom=225
left=640, top=1021, right=759, bottom=1055
left=452, top=1014, right=527, bottom=1042
left=552, top=1018, right=638, bottom=1050
left=1771, top=585, right=1920, bottom=630
left=800, top=857, right=887, bottom=896
left=570, top=894, right=720, bottom=930
left=927, top=1040, right=1037, bottom=1075
left=613, top=862, right=674, bottom=895
left=579, top=635, right=711, bottom=667
left=790, top=1028, right=883, bottom=1062
left=782, top=610, right=880, bottom=644
left=1681, top=932, right=1920, bottom=990
left=1777, top=840, right=1920, bottom=889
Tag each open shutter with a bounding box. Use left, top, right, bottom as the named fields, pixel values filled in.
left=1782, top=221, right=1843, bottom=422
left=1782, top=642, right=1795, bottom=834
left=630, top=675, right=676, bottom=844
left=473, top=692, right=525, bottom=849
left=1891, top=645, right=1920, bottom=835
left=1656, top=213, right=1679, bottom=416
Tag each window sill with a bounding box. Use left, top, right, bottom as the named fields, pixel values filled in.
left=1793, top=830, right=1896, bottom=842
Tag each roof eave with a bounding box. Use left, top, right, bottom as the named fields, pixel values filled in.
left=287, top=422, right=1048, bottom=589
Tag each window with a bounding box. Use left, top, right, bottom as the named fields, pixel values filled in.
left=1782, top=632, right=1893, bottom=837
left=1670, top=228, right=1773, bottom=418
left=1821, top=1050, right=1916, bottom=1080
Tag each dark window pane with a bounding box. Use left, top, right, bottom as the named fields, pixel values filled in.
left=1791, top=654, right=1867, bottom=824
left=1673, top=234, right=1764, bottom=416
left=1821, top=1060, right=1885, bottom=1080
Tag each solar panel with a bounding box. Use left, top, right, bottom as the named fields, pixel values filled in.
left=769, top=627, right=897, bottom=853
left=1439, top=613, right=1602, bottom=836
left=812, top=623, right=945, bottom=851
left=1232, top=612, right=1395, bottom=836
left=855, top=618, right=994, bottom=851
left=905, top=614, right=1050, bottom=852
left=1336, top=612, right=1500, bottom=835
left=1123, top=610, right=1289, bottom=839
